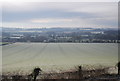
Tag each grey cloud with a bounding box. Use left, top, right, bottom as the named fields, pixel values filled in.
left=2, top=2, right=118, bottom=28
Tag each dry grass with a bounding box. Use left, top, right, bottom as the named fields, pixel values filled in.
left=1, top=66, right=119, bottom=81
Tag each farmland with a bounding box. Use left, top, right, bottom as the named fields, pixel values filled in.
left=2, top=43, right=118, bottom=74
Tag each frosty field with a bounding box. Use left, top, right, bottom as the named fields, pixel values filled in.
left=2, top=43, right=118, bottom=73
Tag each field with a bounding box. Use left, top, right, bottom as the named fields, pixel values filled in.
left=2, top=43, right=118, bottom=75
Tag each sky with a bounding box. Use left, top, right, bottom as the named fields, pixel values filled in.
left=1, top=2, right=118, bottom=28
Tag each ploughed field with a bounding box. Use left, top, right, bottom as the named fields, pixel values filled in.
left=2, top=43, right=118, bottom=74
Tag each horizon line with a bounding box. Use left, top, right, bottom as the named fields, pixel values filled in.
left=0, top=27, right=118, bottom=29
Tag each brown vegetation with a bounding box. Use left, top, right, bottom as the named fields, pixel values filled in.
left=1, top=66, right=120, bottom=81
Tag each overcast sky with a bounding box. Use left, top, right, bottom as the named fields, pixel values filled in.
left=2, top=2, right=118, bottom=28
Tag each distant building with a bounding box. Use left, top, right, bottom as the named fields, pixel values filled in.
left=91, top=31, right=104, bottom=34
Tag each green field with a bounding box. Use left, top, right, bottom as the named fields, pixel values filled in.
left=2, top=43, right=118, bottom=73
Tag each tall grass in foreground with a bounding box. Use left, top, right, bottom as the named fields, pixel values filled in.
left=1, top=65, right=119, bottom=81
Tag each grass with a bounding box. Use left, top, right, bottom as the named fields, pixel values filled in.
left=0, top=42, right=13, bottom=46
left=1, top=65, right=119, bottom=81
